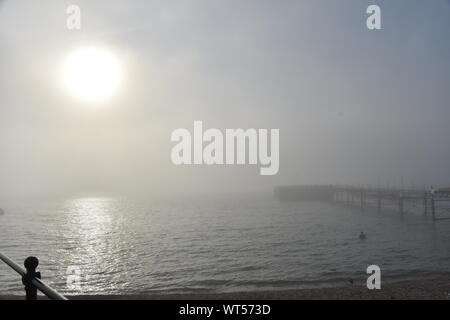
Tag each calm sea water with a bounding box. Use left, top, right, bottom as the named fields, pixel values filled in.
left=1, top=195, right=450, bottom=296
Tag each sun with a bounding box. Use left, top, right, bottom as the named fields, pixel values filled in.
left=61, top=47, right=123, bottom=103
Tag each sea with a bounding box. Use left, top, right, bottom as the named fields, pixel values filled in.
left=1, top=194, right=450, bottom=296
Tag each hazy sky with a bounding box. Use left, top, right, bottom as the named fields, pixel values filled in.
left=1, top=0, right=450, bottom=196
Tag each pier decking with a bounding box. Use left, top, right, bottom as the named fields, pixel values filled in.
left=274, top=185, right=450, bottom=221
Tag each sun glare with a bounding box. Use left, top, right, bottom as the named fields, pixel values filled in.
left=61, top=47, right=122, bottom=103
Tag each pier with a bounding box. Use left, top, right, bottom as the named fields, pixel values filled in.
left=274, top=185, right=450, bottom=221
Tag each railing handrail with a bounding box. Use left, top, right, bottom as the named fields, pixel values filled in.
left=0, top=252, right=68, bottom=300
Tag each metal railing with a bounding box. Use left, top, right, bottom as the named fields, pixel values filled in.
left=0, top=252, right=68, bottom=300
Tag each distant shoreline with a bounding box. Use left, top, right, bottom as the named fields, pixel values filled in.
left=1, top=279, right=449, bottom=300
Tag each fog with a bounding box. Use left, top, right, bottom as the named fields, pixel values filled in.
left=1, top=0, right=450, bottom=197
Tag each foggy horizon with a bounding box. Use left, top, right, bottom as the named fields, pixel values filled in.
left=1, top=0, right=450, bottom=196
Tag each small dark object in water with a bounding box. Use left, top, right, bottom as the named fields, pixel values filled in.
left=0, top=208, right=4, bottom=215
left=359, top=232, right=366, bottom=240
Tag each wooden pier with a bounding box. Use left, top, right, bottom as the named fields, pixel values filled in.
left=274, top=185, right=450, bottom=221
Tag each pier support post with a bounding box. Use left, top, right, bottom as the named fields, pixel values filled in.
left=423, top=193, right=428, bottom=216
left=22, top=257, right=40, bottom=300
left=377, top=190, right=381, bottom=212
left=351, top=190, right=354, bottom=206
left=431, top=194, right=436, bottom=221
left=360, top=189, right=364, bottom=211
left=399, top=193, right=404, bottom=215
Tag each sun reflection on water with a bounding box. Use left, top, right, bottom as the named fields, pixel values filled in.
left=61, top=197, right=133, bottom=294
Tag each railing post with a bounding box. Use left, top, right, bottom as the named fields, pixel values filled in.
left=22, top=256, right=41, bottom=300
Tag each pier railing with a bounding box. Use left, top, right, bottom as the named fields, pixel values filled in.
left=332, top=186, right=450, bottom=220
left=0, top=252, right=68, bottom=300
left=275, top=185, right=450, bottom=221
